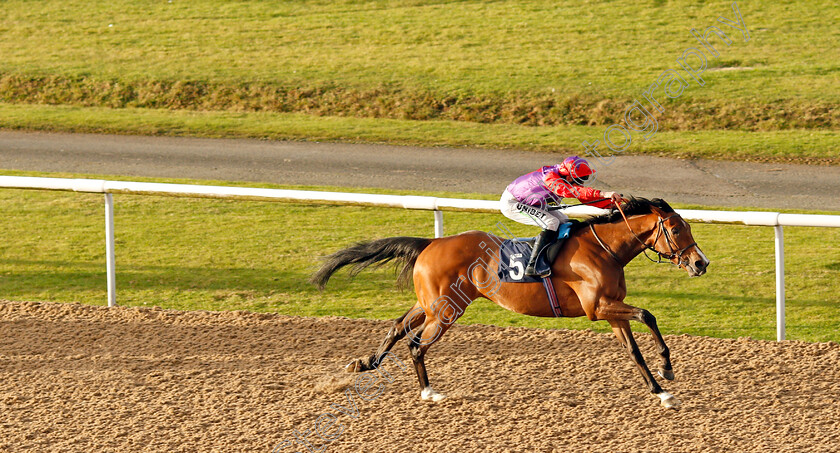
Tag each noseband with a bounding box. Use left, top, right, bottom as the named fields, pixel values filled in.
left=593, top=203, right=697, bottom=266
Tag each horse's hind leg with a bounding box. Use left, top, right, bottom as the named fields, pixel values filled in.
left=408, top=318, right=450, bottom=402
left=608, top=320, right=679, bottom=409
left=345, top=302, right=425, bottom=373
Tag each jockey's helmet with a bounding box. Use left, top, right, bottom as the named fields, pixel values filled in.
left=559, top=156, right=595, bottom=183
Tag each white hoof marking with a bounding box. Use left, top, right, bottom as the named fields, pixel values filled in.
left=421, top=387, right=446, bottom=402
left=658, top=391, right=680, bottom=409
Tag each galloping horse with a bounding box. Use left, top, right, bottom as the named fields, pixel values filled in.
left=311, top=198, right=709, bottom=408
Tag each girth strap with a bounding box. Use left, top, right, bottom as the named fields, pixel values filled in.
left=542, top=277, right=563, bottom=317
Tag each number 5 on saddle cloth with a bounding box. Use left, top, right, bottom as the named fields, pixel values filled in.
left=497, top=222, right=573, bottom=283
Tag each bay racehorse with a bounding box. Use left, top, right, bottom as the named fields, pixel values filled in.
left=311, top=198, right=709, bottom=408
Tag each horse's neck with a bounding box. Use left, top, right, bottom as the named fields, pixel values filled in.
left=598, top=214, right=657, bottom=264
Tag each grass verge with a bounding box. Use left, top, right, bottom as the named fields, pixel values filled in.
left=1, top=169, right=838, bottom=342
left=1, top=103, right=839, bottom=164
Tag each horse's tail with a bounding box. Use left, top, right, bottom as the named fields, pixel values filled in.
left=310, top=237, right=434, bottom=290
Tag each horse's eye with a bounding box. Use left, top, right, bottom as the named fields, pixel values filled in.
left=671, top=227, right=680, bottom=235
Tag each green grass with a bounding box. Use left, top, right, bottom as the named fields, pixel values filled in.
left=1, top=103, right=838, bottom=164
left=0, top=0, right=838, bottom=136
left=2, top=0, right=835, bottom=101
left=1, top=169, right=839, bottom=342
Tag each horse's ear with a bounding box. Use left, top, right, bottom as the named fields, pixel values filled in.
left=649, top=205, right=667, bottom=217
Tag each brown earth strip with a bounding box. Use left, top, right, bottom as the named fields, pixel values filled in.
left=1, top=301, right=838, bottom=452
left=0, top=74, right=837, bottom=130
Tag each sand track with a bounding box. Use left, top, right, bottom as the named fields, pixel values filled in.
left=1, top=300, right=839, bottom=452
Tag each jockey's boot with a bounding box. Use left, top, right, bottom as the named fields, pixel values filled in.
left=525, top=228, right=559, bottom=277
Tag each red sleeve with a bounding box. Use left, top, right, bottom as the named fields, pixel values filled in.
left=586, top=197, right=613, bottom=209
left=543, top=172, right=608, bottom=207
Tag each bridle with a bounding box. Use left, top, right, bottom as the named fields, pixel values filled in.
left=591, top=202, right=698, bottom=267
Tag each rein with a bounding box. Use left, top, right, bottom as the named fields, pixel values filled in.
left=599, top=202, right=697, bottom=267
left=546, top=198, right=610, bottom=211
left=589, top=223, right=621, bottom=263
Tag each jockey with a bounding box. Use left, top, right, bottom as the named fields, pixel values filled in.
left=500, top=156, right=624, bottom=277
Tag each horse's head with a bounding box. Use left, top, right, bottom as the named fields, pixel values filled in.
left=647, top=205, right=710, bottom=277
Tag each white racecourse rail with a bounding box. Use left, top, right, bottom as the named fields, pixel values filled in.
left=3, top=175, right=840, bottom=341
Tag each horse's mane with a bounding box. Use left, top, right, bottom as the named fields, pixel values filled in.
left=570, top=197, right=675, bottom=234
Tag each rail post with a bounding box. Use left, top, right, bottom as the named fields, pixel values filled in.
left=774, top=225, right=785, bottom=341
left=434, top=210, right=444, bottom=238
left=105, top=193, right=116, bottom=307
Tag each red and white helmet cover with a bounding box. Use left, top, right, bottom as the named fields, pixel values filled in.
left=558, top=156, right=594, bottom=181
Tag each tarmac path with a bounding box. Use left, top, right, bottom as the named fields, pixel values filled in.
left=1, top=130, right=838, bottom=211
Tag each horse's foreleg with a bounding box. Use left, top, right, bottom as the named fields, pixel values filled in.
left=596, top=301, right=674, bottom=381
left=608, top=320, right=679, bottom=409
left=634, top=309, right=674, bottom=380
left=408, top=318, right=449, bottom=402
left=345, top=303, right=425, bottom=373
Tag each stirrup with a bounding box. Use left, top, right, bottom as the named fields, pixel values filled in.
left=525, top=261, right=549, bottom=277
left=524, top=264, right=537, bottom=276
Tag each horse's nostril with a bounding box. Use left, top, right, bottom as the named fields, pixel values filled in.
left=695, top=260, right=706, bottom=269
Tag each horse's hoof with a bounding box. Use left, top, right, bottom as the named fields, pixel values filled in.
left=421, top=387, right=446, bottom=402
left=344, top=359, right=362, bottom=373
left=658, top=367, right=675, bottom=381
left=657, top=392, right=680, bottom=409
